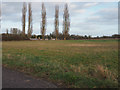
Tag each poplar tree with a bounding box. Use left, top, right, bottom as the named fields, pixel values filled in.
left=63, top=3, right=70, bottom=40
left=54, top=5, right=59, bottom=40
left=22, top=2, right=27, bottom=36
left=28, top=3, right=33, bottom=38
left=41, top=3, right=46, bottom=40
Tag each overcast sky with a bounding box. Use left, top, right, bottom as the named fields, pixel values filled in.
left=1, top=2, right=118, bottom=36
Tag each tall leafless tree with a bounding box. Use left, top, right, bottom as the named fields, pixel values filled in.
left=0, top=2, right=1, bottom=30
left=54, top=5, right=59, bottom=40
left=22, top=2, right=27, bottom=36
left=28, top=3, right=33, bottom=38
left=0, top=4, right=1, bottom=29
left=63, top=3, right=70, bottom=40
left=41, top=3, right=46, bottom=40
left=6, top=29, right=8, bottom=34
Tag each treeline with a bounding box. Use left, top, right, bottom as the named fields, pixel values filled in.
left=2, top=28, right=29, bottom=41
left=2, top=34, right=29, bottom=41
left=31, top=33, right=120, bottom=40
left=2, top=32, right=120, bottom=41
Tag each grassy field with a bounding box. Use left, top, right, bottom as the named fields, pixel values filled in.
left=2, top=40, right=118, bottom=88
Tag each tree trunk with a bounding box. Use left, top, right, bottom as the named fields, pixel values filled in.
left=42, top=35, right=44, bottom=40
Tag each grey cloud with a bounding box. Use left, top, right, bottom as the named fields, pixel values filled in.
left=2, top=2, right=23, bottom=22
left=86, top=8, right=118, bottom=25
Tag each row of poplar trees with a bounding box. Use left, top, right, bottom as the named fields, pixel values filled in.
left=22, top=2, right=70, bottom=40
left=22, top=3, right=32, bottom=38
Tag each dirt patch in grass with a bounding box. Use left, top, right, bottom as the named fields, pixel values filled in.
left=66, top=44, right=104, bottom=47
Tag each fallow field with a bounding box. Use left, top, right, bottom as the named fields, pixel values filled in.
left=2, top=40, right=118, bottom=88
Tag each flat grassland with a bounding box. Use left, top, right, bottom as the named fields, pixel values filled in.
left=2, top=40, right=118, bottom=88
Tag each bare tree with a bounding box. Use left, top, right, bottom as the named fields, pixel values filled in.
left=6, top=29, right=8, bottom=34
left=10, top=28, right=18, bottom=34
left=18, top=29, right=22, bottom=35
left=28, top=3, right=33, bottom=38
left=10, top=28, right=22, bottom=35
left=0, top=4, right=1, bottom=30
left=41, top=3, right=46, bottom=40
left=0, top=3, right=1, bottom=41
left=22, top=2, right=27, bottom=36
left=54, top=5, right=59, bottom=40
left=63, top=3, right=70, bottom=40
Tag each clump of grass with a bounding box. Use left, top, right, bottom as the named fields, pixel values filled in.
left=96, top=64, right=109, bottom=79
left=70, top=64, right=85, bottom=73
left=88, top=64, right=118, bottom=82
left=7, top=54, right=12, bottom=59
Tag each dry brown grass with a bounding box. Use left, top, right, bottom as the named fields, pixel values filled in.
left=95, top=65, right=109, bottom=79
left=70, top=64, right=117, bottom=81
left=70, top=64, right=84, bottom=73
left=94, top=64, right=117, bottom=81
left=67, top=44, right=104, bottom=47
left=7, top=54, right=11, bottom=59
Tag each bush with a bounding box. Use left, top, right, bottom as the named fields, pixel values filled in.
left=2, top=34, right=30, bottom=41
